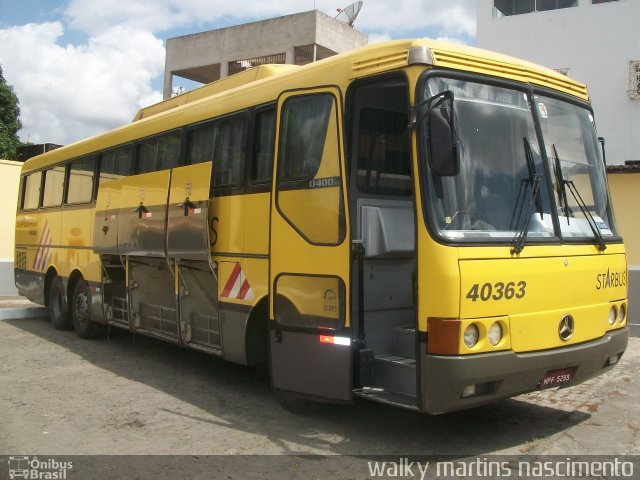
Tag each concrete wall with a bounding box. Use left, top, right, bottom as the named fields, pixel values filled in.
left=163, top=10, right=367, bottom=98
left=477, top=0, right=640, bottom=166
left=0, top=160, right=21, bottom=296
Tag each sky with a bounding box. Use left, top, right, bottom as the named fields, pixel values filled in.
left=0, top=0, right=476, bottom=146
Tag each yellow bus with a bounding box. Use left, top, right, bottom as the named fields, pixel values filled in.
left=14, top=40, right=628, bottom=413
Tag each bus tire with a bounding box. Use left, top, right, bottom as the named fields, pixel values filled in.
left=71, top=279, right=103, bottom=339
left=275, top=390, right=316, bottom=415
left=49, top=276, right=72, bottom=330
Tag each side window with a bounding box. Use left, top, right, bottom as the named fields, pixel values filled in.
left=41, top=166, right=65, bottom=207
left=277, top=93, right=345, bottom=245
left=251, top=108, right=276, bottom=184
left=212, top=116, right=247, bottom=187
left=66, top=156, right=96, bottom=204
left=22, top=172, right=42, bottom=210
left=100, top=146, right=132, bottom=184
left=136, top=131, right=181, bottom=174
left=356, top=108, right=411, bottom=196
left=186, top=123, right=215, bottom=165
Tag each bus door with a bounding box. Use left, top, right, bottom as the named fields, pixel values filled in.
left=269, top=88, right=352, bottom=401
left=167, top=162, right=221, bottom=352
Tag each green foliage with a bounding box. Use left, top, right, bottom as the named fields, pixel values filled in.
left=0, top=65, right=22, bottom=160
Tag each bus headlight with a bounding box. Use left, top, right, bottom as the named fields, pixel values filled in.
left=488, top=322, right=503, bottom=346
left=608, top=306, right=617, bottom=326
left=463, top=324, right=479, bottom=348
left=619, top=303, right=626, bottom=323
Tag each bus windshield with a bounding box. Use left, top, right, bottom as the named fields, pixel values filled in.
left=421, top=76, right=617, bottom=245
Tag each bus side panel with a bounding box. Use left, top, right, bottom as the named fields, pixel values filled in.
left=93, top=179, right=123, bottom=254
left=15, top=211, right=43, bottom=303
left=118, top=171, right=171, bottom=256
left=60, top=207, right=94, bottom=280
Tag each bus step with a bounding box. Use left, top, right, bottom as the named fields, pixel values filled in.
left=187, top=342, right=223, bottom=357
left=353, top=388, right=418, bottom=411
left=393, top=325, right=416, bottom=358
left=374, top=354, right=416, bottom=397
left=135, top=327, right=179, bottom=343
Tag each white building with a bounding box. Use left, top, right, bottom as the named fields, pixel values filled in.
left=477, top=0, right=640, bottom=166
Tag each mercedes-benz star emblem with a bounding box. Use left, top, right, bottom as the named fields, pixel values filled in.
left=559, top=314, right=574, bottom=341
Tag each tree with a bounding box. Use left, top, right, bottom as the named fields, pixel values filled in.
left=0, top=65, right=22, bottom=160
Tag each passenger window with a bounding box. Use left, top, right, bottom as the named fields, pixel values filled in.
left=251, top=108, right=276, bottom=184
left=22, top=172, right=42, bottom=210
left=41, top=166, right=65, bottom=207
left=100, top=146, right=132, bottom=183
left=186, top=124, right=215, bottom=165
left=356, top=108, right=411, bottom=196
left=212, top=116, right=246, bottom=187
left=66, top=156, right=96, bottom=204
left=136, top=131, right=181, bottom=174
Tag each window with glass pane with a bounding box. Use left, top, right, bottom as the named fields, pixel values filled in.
left=22, top=172, right=42, bottom=210
left=67, top=157, right=96, bottom=204
left=535, top=95, right=617, bottom=238
left=423, top=77, right=553, bottom=240
left=251, top=109, right=276, bottom=184
left=42, top=166, right=65, bottom=207
left=277, top=93, right=345, bottom=245
left=212, top=116, right=246, bottom=187
left=100, top=146, right=132, bottom=183
left=536, top=0, right=577, bottom=11
left=137, top=131, right=181, bottom=174
left=186, top=124, right=215, bottom=165
left=356, top=108, right=411, bottom=196
left=494, top=0, right=534, bottom=16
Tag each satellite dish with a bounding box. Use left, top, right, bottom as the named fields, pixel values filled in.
left=335, top=1, right=363, bottom=28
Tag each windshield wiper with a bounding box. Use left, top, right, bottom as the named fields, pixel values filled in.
left=511, top=137, right=543, bottom=254
left=552, top=144, right=572, bottom=221
left=552, top=145, right=607, bottom=251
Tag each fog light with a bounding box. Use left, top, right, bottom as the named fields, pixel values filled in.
left=488, top=322, right=503, bottom=346
left=619, top=303, right=626, bottom=323
left=462, top=384, right=476, bottom=398
left=608, top=306, right=617, bottom=326
left=608, top=354, right=619, bottom=365
left=463, top=324, right=479, bottom=348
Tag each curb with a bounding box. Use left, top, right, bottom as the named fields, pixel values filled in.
left=0, top=307, right=49, bottom=320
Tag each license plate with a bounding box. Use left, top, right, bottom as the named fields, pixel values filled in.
left=539, top=367, right=575, bottom=389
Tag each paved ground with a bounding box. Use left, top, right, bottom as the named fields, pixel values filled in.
left=0, top=304, right=638, bottom=478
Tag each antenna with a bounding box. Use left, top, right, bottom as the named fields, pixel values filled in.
left=335, top=1, right=363, bottom=28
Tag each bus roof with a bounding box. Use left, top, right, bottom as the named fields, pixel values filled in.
left=22, top=39, right=589, bottom=173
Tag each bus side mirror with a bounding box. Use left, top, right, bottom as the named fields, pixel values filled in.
left=427, top=91, right=460, bottom=177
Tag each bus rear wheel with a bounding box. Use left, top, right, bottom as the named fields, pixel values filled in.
left=49, top=276, right=72, bottom=330
left=72, top=279, right=103, bottom=339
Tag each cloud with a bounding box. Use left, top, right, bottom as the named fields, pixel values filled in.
left=0, top=21, right=164, bottom=144
left=1, top=0, right=476, bottom=146
left=64, top=0, right=476, bottom=38
left=358, top=0, right=476, bottom=39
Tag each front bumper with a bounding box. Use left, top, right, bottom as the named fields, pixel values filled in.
left=421, top=328, right=628, bottom=414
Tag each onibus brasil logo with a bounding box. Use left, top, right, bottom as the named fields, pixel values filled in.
left=7, top=457, right=72, bottom=479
